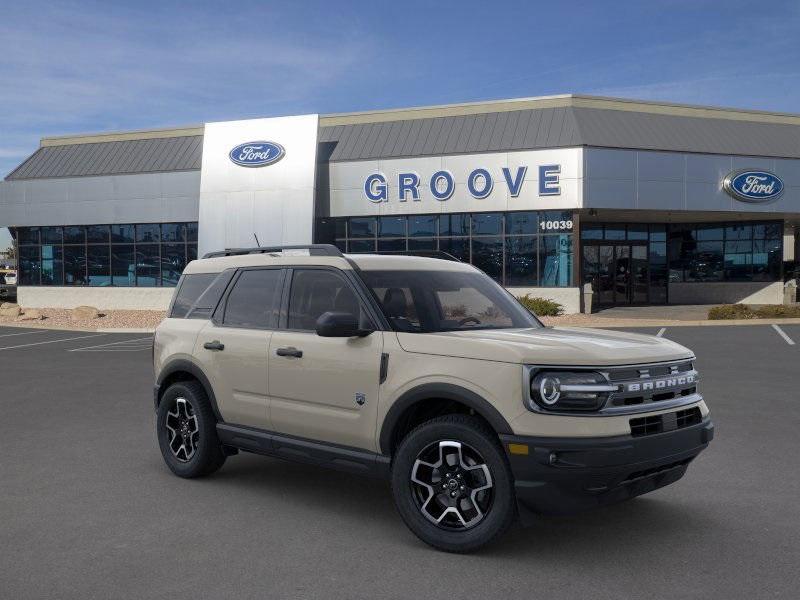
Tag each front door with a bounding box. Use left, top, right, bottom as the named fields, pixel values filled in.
left=583, top=242, right=649, bottom=305
left=268, top=268, right=383, bottom=451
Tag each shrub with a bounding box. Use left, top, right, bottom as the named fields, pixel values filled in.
left=516, top=295, right=564, bottom=317
left=754, top=304, right=800, bottom=318
left=706, top=304, right=800, bottom=320
left=707, top=304, right=757, bottom=320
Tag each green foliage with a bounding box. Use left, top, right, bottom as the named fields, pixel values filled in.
left=708, top=304, right=800, bottom=320
left=516, top=295, right=564, bottom=317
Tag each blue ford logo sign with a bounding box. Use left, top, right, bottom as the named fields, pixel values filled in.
left=229, top=141, right=285, bottom=167
left=723, top=169, right=784, bottom=203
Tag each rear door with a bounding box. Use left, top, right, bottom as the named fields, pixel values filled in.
left=268, top=267, right=383, bottom=451
left=194, top=267, right=284, bottom=429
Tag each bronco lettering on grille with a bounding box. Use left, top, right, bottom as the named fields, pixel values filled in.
left=626, top=374, right=695, bottom=393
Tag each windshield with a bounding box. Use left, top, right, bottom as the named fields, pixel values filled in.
left=359, top=269, right=541, bottom=333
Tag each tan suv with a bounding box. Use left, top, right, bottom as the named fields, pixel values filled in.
left=153, top=244, right=713, bottom=552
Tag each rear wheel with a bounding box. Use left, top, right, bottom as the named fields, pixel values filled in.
left=391, top=415, right=516, bottom=553
left=156, top=381, right=226, bottom=478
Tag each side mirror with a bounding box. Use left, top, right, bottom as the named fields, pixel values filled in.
left=315, top=311, right=373, bottom=338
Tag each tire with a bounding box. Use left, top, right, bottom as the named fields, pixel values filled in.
left=391, top=415, right=516, bottom=553
left=156, top=381, right=226, bottom=478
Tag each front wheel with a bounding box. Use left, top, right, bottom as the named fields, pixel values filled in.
left=156, top=381, right=226, bottom=478
left=391, top=415, right=516, bottom=553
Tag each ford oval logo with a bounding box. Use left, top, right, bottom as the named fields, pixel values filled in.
left=229, top=141, right=285, bottom=167
left=723, top=169, right=784, bottom=203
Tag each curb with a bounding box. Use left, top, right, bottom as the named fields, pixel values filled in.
left=549, top=317, right=800, bottom=328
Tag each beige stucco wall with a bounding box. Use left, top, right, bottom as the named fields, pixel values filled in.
left=17, top=287, right=174, bottom=310
left=668, top=281, right=784, bottom=305
left=507, top=286, right=581, bottom=314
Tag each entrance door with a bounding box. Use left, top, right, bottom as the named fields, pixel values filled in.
left=583, top=242, right=649, bottom=305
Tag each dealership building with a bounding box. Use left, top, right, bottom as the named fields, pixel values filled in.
left=0, top=94, right=798, bottom=313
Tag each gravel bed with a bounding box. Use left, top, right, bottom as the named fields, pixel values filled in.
left=0, top=308, right=166, bottom=331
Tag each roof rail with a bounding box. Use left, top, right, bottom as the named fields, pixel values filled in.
left=202, top=244, right=344, bottom=259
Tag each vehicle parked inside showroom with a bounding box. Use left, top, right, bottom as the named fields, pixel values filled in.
left=152, top=244, right=713, bottom=553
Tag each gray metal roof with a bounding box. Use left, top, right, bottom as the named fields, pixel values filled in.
left=6, top=135, right=203, bottom=180
left=320, top=106, right=800, bottom=161
left=8, top=95, right=800, bottom=180
left=319, top=107, right=583, bottom=161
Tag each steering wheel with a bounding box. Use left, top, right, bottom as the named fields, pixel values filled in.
left=458, top=316, right=481, bottom=326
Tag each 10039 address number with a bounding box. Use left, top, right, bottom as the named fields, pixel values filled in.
left=539, top=220, right=573, bottom=232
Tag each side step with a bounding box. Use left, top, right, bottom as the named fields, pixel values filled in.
left=216, top=423, right=391, bottom=479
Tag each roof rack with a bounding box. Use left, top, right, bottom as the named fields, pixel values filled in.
left=203, top=244, right=344, bottom=259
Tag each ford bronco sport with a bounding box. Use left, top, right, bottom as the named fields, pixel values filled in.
left=153, top=244, right=713, bottom=553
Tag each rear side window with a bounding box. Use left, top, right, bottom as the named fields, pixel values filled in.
left=170, top=274, right=217, bottom=318
left=222, top=269, right=283, bottom=329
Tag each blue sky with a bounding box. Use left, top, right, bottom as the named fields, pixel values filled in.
left=1, top=0, right=799, bottom=249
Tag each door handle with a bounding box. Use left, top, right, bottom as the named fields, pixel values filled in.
left=276, top=346, right=303, bottom=358
left=203, top=340, right=225, bottom=351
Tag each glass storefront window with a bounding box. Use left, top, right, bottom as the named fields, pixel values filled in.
left=87, top=245, right=111, bottom=286
left=41, top=227, right=63, bottom=245
left=111, top=224, right=135, bottom=243
left=377, top=238, right=406, bottom=252
left=540, top=235, right=572, bottom=287
left=136, top=224, right=160, bottom=243
left=505, top=236, right=537, bottom=286
left=439, top=238, right=469, bottom=262
left=111, top=245, right=136, bottom=286
left=64, top=246, right=87, bottom=285
left=13, top=222, right=198, bottom=288
left=471, top=237, right=503, bottom=281
left=136, top=245, right=160, bottom=286
left=325, top=211, right=576, bottom=287
left=409, top=215, right=437, bottom=237
left=472, top=213, right=503, bottom=236
left=86, top=225, right=109, bottom=244
left=64, top=226, right=85, bottom=244
left=440, top=214, right=469, bottom=236
left=349, top=217, right=376, bottom=238
left=506, top=212, right=537, bottom=235
left=161, top=244, right=186, bottom=286
left=41, top=245, right=63, bottom=286
left=378, top=216, right=406, bottom=238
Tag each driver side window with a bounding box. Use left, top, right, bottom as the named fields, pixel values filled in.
left=287, top=269, right=368, bottom=331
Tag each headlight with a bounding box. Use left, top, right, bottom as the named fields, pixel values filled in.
left=529, top=370, right=617, bottom=412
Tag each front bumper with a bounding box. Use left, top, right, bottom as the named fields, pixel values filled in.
left=500, top=416, right=713, bottom=515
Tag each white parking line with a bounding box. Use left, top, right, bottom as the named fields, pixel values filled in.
left=68, top=336, right=153, bottom=352
left=771, top=324, right=795, bottom=346
left=656, top=327, right=666, bottom=337
left=0, top=330, right=49, bottom=339
left=0, top=333, right=106, bottom=351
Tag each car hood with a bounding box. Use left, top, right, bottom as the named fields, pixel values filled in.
left=395, top=326, right=693, bottom=366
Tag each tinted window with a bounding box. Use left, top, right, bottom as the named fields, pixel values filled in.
left=170, top=273, right=218, bottom=318
left=361, top=269, right=540, bottom=333
left=223, top=269, right=283, bottom=329
left=287, top=269, right=364, bottom=330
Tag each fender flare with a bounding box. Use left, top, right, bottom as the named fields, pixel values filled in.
left=379, top=383, right=513, bottom=455
left=155, top=359, right=224, bottom=422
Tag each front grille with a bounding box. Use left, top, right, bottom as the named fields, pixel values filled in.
left=606, top=361, right=698, bottom=409
left=630, top=407, right=703, bottom=437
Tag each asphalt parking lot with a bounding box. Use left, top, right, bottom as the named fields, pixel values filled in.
left=1, top=324, right=799, bottom=599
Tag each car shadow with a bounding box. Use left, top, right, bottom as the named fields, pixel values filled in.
left=195, top=453, right=716, bottom=559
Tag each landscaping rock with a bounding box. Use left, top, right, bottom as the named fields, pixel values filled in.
left=0, top=302, right=18, bottom=309
left=0, top=305, right=22, bottom=317
left=16, top=309, right=43, bottom=321
left=72, top=305, right=101, bottom=320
